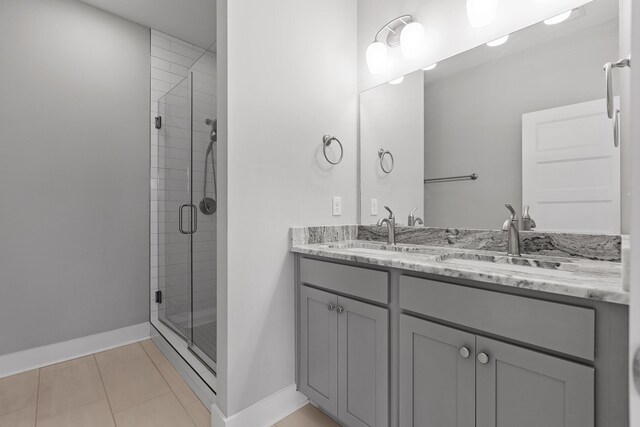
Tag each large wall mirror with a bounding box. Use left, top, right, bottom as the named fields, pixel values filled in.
left=359, top=0, right=621, bottom=234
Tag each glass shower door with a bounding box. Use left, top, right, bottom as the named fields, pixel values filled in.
left=154, top=68, right=217, bottom=373
left=156, top=73, right=194, bottom=341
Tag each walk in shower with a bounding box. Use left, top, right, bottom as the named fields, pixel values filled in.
left=150, top=38, right=217, bottom=390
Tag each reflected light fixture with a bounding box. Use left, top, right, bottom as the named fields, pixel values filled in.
left=423, top=63, right=438, bottom=71
left=366, top=15, right=426, bottom=74
left=389, top=76, right=405, bottom=85
left=486, top=34, right=509, bottom=47
left=544, top=10, right=572, bottom=25
left=466, top=0, right=499, bottom=28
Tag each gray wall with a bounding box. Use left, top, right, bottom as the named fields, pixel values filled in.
left=423, top=21, right=618, bottom=229
left=0, top=0, right=150, bottom=355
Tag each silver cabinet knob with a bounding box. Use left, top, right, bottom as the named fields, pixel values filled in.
left=459, top=347, right=471, bottom=358
left=477, top=352, right=490, bottom=364
left=327, top=304, right=336, bottom=311
left=336, top=306, right=344, bottom=314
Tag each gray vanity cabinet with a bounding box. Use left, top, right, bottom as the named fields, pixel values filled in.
left=299, top=285, right=339, bottom=415
left=475, top=336, right=594, bottom=427
left=399, top=315, right=475, bottom=427
left=299, top=284, right=388, bottom=427
left=399, top=313, right=594, bottom=427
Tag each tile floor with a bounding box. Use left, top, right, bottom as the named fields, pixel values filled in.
left=0, top=340, right=210, bottom=427
left=0, top=340, right=338, bottom=427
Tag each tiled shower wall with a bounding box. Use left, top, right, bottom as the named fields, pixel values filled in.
left=150, top=29, right=217, bottom=355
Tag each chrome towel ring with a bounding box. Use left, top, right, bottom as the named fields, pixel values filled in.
left=322, top=135, right=343, bottom=165
left=378, top=148, right=394, bottom=174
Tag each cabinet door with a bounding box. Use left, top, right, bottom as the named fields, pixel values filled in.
left=476, top=336, right=595, bottom=427
left=299, top=285, right=338, bottom=416
left=337, top=296, right=388, bottom=427
left=399, top=315, right=475, bottom=427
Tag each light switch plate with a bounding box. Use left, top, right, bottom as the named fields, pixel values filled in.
left=371, top=198, right=378, bottom=216
left=332, top=197, right=342, bottom=216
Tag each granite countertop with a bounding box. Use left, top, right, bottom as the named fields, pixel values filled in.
left=290, top=226, right=628, bottom=305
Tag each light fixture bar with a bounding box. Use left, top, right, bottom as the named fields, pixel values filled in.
left=374, top=15, right=414, bottom=47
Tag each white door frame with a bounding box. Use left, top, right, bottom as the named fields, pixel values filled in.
left=629, top=0, right=639, bottom=424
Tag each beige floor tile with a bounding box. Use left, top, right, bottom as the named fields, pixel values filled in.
left=37, top=359, right=106, bottom=421
left=0, top=405, right=36, bottom=427
left=276, top=404, right=340, bottom=427
left=100, top=356, right=170, bottom=413
left=40, top=355, right=95, bottom=375
left=140, top=340, right=169, bottom=367
left=184, top=400, right=210, bottom=427
left=156, top=362, right=197, bottom=406
left=37, top=399, right=114, bottom=427
left=0, top=370, right=38, bottom=416
left=113, top=392, right=195, bottom=427
left=95, top=343, right=147, bottom=371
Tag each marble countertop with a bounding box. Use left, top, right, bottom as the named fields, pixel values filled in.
left=291, top=240, right=628, bottom=305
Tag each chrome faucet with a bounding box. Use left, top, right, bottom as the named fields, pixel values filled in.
left=408, top=208, right=424, bottom=227
left=501, top=204, right=521, bottom=256
left=521, top=205, right=536, bottom=231
left=377, top=206, right=396, bottom=245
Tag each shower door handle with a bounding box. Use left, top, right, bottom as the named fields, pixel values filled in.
left=179, top=204, right=197, bottom=235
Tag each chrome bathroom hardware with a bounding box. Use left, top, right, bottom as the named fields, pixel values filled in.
left=336, top=306, right=345, bottom=314
left=378, top=149, right=394, bottom=173
left=328, top=303, right=336, bottom=311
left=521, top=205, right=536, bottom=231
left=377, top=206, right=396, bottom=245
left=604, top=56, right=630, bottom=119
left=200, top=118, right=217, bottom=215
left=502, top=204, right=521, bottom=257
left=604, top=56, right=630, bottom=147
left=322, top=135, right=343, bottom=165
left=424, top=173, right=478, bottom=184
left=179, top=204, right=198, bottom=235
left=459, top=347, right=471, bottom=359
left=476, top=352, right=490, bottom=364
left=407, top=207, right=423, bottom=226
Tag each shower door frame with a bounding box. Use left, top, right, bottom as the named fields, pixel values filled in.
left=151, top=71, right=217, bottom=391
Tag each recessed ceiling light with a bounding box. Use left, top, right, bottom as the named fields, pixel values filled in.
left=389, top=76, right=405, bottom=85
left=486, top=34, right=509, bottom=47
left=423, top=63, right=438, bottom=71
left=544, top=10, right=572, bottom=25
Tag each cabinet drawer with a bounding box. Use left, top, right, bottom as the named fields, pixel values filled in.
left=300, top=258, right=388, bottom=304
left=400, top=275, right=595, bottom=360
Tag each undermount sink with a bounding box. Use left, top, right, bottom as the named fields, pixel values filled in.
left=436, top=252, right=579, bottom=272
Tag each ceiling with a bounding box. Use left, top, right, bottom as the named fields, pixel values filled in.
left=79, top=0, right=216, bottom=49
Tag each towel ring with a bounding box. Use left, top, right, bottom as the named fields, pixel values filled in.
left=378, top=148, right=394, bottom=174
left=322, top=135, right=343, bottom=165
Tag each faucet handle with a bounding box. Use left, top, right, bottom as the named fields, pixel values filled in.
left=384, top=206, right=394, bottom=219
left=410, top=207, right=417, bottom=217
left=504, top=203, right=517, bottom=219
left=522, top=205, right=530, bottom=218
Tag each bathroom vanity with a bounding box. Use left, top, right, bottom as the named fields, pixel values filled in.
left=291, top=226, right=628, bottom=427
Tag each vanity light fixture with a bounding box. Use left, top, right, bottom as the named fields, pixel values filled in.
left=466, top=0, right=499, bottom=28
left=423, top=63, right=438, bottom=71
left=486, top=34, right=509, bottom=47
left=389, top=76, right=405, bottom=85
left=366, top=15, right=426, bottom=74
left=544, top=10, right=572, bottom=25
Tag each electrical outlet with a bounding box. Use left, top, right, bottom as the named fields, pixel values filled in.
left=332, top=197, right=342, bottom=216
left=371, top=198, right=378, bottom=216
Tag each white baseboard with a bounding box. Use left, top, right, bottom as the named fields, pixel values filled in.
left=0, top=322, right=150, bottom=378
left=211, top=384, right=308, bottom=427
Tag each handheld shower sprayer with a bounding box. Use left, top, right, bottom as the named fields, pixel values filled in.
left=200, top=118, right=218, bottom=215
